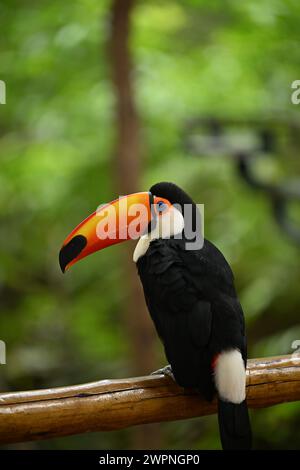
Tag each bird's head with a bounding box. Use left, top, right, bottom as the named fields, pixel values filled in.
left=59, top=182, right=200, bottom=272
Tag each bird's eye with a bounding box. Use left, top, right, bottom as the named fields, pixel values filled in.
left=157, top=201, right=167, bottom=213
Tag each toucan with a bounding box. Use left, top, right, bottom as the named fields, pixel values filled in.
left=59, top=182, right=252, bottom=450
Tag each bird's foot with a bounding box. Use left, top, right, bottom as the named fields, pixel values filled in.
left=151, top=365, right=175, bottom=381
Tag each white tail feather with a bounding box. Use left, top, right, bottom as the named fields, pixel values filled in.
left=214, top=349, right=246, bottom=404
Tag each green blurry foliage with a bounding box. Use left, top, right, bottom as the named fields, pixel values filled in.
left=0, top=0, right=300, bottom=449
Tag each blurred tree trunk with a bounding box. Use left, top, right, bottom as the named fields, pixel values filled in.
left=108, top=0, right=161, bottom=448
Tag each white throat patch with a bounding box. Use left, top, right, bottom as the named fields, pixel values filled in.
left=133, top=235, right=151, bottom=263
left=133, top=206, right=184, bottom=263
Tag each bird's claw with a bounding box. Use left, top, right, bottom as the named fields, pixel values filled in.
left=150, top=365, right=175, bottom=381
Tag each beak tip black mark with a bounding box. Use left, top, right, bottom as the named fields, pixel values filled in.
left=59, top=235, right=87, bottom=273
left=59, top=253, right=66, bottom=273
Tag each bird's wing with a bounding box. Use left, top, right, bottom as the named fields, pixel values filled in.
left=138, top=238, right=246, bottom=394
left=145, top=238, right=213, bottom=345
left=178, top=238, right=246, bottom=357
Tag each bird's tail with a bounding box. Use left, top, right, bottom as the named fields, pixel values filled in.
left=217, top=399, right=252, bottom=450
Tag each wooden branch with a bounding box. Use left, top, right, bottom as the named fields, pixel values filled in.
left=0, top=355, right=299, bottom=444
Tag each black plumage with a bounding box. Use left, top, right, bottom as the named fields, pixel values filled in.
left=137, top=238, right=245, bottom=393
left=136, top=182, right=252, bottom=450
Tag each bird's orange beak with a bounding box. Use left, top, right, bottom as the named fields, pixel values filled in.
left=59, top=192, right=156, bottom=272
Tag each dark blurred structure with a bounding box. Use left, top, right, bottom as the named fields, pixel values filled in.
left=184, top=116, right=300, bottom=244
